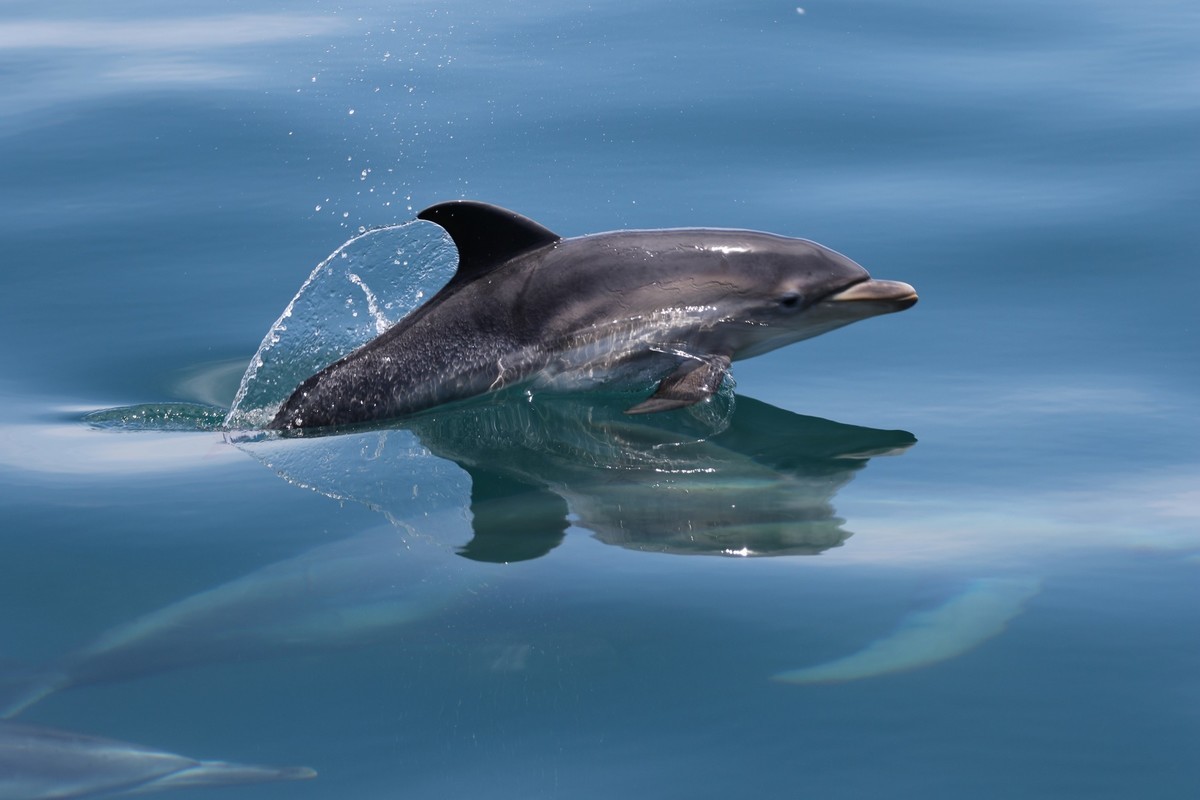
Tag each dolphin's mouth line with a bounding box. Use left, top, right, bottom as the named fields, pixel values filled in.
left=816, top=276, right=870, bottom=304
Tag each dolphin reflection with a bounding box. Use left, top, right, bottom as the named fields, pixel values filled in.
left=239, top=392, right=917, bottom=562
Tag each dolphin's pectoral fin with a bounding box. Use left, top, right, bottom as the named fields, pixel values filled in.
left=625, top=355, right=732, bottom=415
left=459, top=465, right=570, bottom=563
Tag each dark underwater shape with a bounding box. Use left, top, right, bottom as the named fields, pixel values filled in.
left=269, top=201, right=917, bottom=430
left=0, top=721, right=315, bottom=800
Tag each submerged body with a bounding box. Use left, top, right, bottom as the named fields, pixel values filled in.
left=270, top=201, right=917, bottom=430
left=0, top=721, right=314, bottom=800
left=1, top=527, right=468, bottom=719
left=774, top=578, right=1041, bottom=684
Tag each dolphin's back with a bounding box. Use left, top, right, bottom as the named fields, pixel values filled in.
left=268, top=233, right=712, bottom=430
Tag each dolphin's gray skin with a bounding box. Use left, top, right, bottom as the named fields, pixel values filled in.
left=270, top=201, right=917, bottom=430
left=0, top=721, right=315, bottom=799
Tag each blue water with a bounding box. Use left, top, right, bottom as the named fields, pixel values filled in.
left=1, top=1, right=1198, bottom=798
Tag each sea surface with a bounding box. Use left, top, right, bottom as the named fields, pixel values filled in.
left=1, top=1, right=1198, bottom=798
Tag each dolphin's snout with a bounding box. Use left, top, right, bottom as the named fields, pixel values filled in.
left=825, top=279, right=918, bottom=311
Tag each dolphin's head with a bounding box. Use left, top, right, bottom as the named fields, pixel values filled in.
left=681, top=231, right=918, bottom=360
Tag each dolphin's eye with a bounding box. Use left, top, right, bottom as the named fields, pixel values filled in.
left=778, top=292, right=802, bottom=309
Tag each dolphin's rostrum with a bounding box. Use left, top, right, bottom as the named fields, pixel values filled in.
left=270, top=201, right=917, bottom=430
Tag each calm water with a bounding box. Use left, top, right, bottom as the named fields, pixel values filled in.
left=1, top=1, right=1198, bottom=798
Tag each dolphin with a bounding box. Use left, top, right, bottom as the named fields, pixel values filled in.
left=773, top=577, right=1041, bottom=684
left=269, top=201, right=917, bottom=430
left=0, top=721, right=314, bottom=799
left=0, top=526, right=474, bottom=719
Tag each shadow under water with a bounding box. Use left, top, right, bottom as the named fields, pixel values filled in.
left=238, top=391, right=917, bottom=562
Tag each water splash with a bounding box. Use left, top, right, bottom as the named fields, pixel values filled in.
left=224, top=219, right=456, bottom=430
left=77, top=221, right=456, bottom=434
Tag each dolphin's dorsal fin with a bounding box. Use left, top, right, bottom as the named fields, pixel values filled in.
left=418, top=201, right=561, bottom=283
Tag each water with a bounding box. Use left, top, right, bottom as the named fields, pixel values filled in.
left=1, top=1, right=1197, bottom=798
